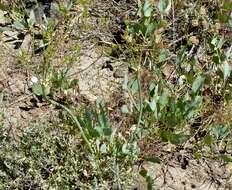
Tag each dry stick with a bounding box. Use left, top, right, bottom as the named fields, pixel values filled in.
left=8, top=94, right=33, bottom=107
left=168, top=33, right=194, bottom=47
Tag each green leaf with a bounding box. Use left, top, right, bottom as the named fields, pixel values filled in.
left=217, top=38, right=225, bottom=49
left=143, top=0, right=153, bottom=17
left=122, top=144, right=129, bottom=154
left=149, top=98, right=157, bottom=112
left=220, top=155, right=232, bottom=163
left=160, top=131, right=190, bottom=145
left=127, top=22, right=140, bottom=34
left=121, top=105, right=129, bottom=114
left=146, top=175, right=154, bottom=190
left=223, top=2, right=232, bottom=10
left=157, top=0, right=171, bottom=15
left=100, top=144, right=107, bottom=153
left=0, top=3, right=9, bottom=11
left=146, top=22, right=156, bottom=35
left=204, top=134, right=213, bottom=146
left=218, top=13, right=228, bottom=23
left=159, top=90, right=169, bottom=109
left=32, top=84, right=43, bottom=96
left=145, top=156, right=161, bottom=164
left=13, top=20, right=25, bottom=30
left=223, top=61, right=231, bottom=80
left=211, top=125, right=229, bottom=139
left=129, top=79, right=139, bottom=93
left=176, top=46, right=187, bottom=64
left=139, top=169, right=154, bottom=190
left=0, top=26, right=12, bottom=33
left=191, top=75, right=205, bottom=94
left=171, top=133, right=189, bottom=144
left=211, top=37, right=218, bottom=46
left=69, top=79, right=78, bottom=88
left=159, top=49, right=168, bottom=62
left=139, top=169, right=148, bottom=178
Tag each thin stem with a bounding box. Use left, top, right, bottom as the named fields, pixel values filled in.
left=136, top=36, right=146, bottom=128
left=137, top=69, right=143, bottom=128
left=45, top=96, right=105, bottom=181
left=46, top=97, right=94, bottom=154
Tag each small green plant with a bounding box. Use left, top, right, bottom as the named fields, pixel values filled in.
left=0, top=99, right=139, bottom=189
left=123, top=0, right=232, bottom=150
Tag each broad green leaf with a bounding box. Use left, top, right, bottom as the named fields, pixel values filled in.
left=32, top=84, right=43, bottom=96
left=127, top=23, right=139, bottom=34
left=13, top=20, right=25, bottom=30
left=139, top=169, right=154, bottom=190
left=157, top=0, right=171, bottom=15
left=159, top=49, right=168, bottom=62
left=211, top=37, right=218, bottom=46
left=0, top=26, right=12, bottom=33
left=129, top=79, right=139, bottom=93
left=223, top=61, right=231, bottom=80
left=100, top=144, right=107, bottom=153
left=191, top=75, right=205, bottom=94
left=122, top=144, right=129, bottom=154
left=149, top=98, right=157, bottom=112
left=143, top=0, right=153, bottom=17
left=121, top=105, right=129, bottom=114
left=216, top=38, right=225, bottom=49
left=146, top=22, right=156, bottom=35
left=149, top=83, right=156, bottom=96
left=159, top=90, right=169, bottom=109
left=146, top=175, right=154, bottom=190
left=211, top=125, right=229, bottom=139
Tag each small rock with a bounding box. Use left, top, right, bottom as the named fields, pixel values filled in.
left=19, top=34, right=32, bottom=53
left=0, top=10, right=7, bottom=25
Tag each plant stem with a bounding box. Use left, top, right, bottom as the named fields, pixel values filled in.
left=46, top=98, right=94, bottom=154
left=137, top=69, right=143, bottom=128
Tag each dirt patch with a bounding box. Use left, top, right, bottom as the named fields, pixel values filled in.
left=133, top=141, right=232, bottom=190
left=73, top=46, right=123, bottom=102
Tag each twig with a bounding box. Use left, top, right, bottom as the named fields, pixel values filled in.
left=168, top=33, right=194, bottom=47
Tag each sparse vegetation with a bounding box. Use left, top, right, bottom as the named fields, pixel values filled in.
left=0, top=0, right=232, bottom=189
